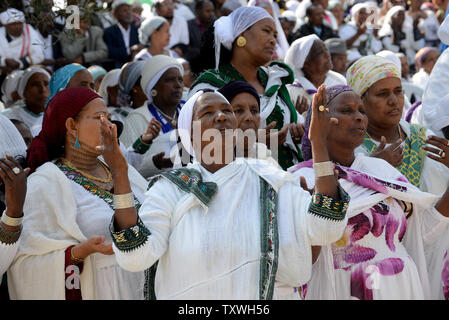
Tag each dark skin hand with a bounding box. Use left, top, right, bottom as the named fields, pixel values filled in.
left=153, top=152, right=174, bottom=170
left=371, top=136, right=404, bottom=167
left=0, top=155, right=31, bottom=232
left=295, top=95, right=309, bottom=115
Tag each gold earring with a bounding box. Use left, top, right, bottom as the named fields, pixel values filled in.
left=236, top=36, right=247, bottom=47
left=151, top=89, right=157, bottom=97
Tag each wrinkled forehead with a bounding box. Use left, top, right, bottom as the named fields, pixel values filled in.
left=328, top=91, right=362, bottom=109
left=193, top=92, right=230, bottom=113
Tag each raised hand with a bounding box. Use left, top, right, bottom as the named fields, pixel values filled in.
left=308, top=84, right=337, bottom=144
left=295, top=95, right=309, bottom=115
left=371, top=136, right=404, bottom=168
left=142, top=118, right=162, bottom=144
left=423, top=135, right=449, bottom=168
left=153, top=152, right=174, bottom=170
left=0, top=154, right=31, bottom=219
left=289, top=122, right=305, bottom=145
left=96, top=116, right=128, bottom=176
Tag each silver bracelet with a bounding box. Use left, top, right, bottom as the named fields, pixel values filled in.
left=313, top=161, right=335, bottom=178
left=113, top=193, right=135, bottom=210
left=1, top=210, right=23, bottom=227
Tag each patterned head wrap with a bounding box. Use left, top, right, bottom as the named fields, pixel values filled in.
left=414, top=47, right=438, bottom=70
left=118, top=61, right=145, bottom=108
left=27, top=87, right=102, bottom=172
left=346, top=55, right=400, bottom=96
left=47, top=64, right=87, bottom=105
left=301, top=85, right=355, bottom=161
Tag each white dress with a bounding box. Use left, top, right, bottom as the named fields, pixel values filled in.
left=290, top=154, right=449, bottom=299
left=7, top=161, right=148, bottom=299
left=0, top=239, right=19, bottom=278
left=1, top=103, right=43, bottom=137
left=112, top=158, right=349, bottom=299
left=411, top=69, right=430, bottom=91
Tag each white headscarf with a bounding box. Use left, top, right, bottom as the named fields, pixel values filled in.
left=1, top=70, right=24, bottom=108
left=98, top=69, right=121, bottom=105
left=213, top=6, right=273, bottom=69
left=0, top=8, right=25, bottom=25
left=284, top=34, right=319, bottom=78
left=17, top=67, right=51, bottom=99
left=247, top=0, right=290, bottom=60
left=140, top=55, right=184, bottom=102
left=438, top=13, right=449, bottom=45
left=378, top=5, right=405, bottom=38
left=138, top=16, right=168, bottom=45
left=178, top=90, right=230, bottom=159
left=0, top=115, right=27, bottom=159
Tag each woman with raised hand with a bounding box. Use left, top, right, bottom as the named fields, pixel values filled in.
left=121, top=55, right=184, bottom=178
left=0, top=115, right=29, bottom=278
left=190, top=6, right=304, bottom=170
left=289, top=84, right=449, bottom=299
left=7, top=87, right=148, bottom=300
left=108, top=89, right=350, bottom=300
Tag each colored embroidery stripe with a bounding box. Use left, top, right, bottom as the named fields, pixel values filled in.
left=109, top=216, right=151, bottom=252
left=0, top=223, right=21, bottom=244
left=309, top=186, right=350, bottom=221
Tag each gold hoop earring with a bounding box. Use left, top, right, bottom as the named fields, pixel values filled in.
left=151, top=89, right=157, bottom=97
left=236, top=36, right=247, bottom=47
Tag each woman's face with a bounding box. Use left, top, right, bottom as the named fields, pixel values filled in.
left=303, top=40, right=332, bottom=78
left=153, top=67, right=184, bottom=106
left=327, top=91, right=368, bottom=151
left=151, top=22, right=171, bottom=48
left=182, top=62, right=194, bottom=88
left=94, top=75, right=105, bottom=92
left=67, top=69, right=94, bottom=90
left=422, top=50, right=439, bottom=74
left=69, top=98, right=112, bottom=154
left=23, top=73, right=50, bottom=112
left=362, top=77, right=404, bottom=130
left=355, top=8, right=368, bottom=27
left=240, top=18, right=277, bottom=66
left=331, top=4, right=344, bottom=25
left=191, top=93, right=237, bottom=160
left=231, top=92, right=260, bottom=132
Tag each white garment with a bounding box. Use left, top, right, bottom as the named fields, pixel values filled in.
left=0, top=25, right=44, bottom=68
left=2, top=103, right=43, bottom=137
left=339, top=23, right=383, bottom=57
left=290, top=153, right=449, bottom=299
left=112, top=158, right=349, bottom=299
left=118, top=23, right=131, bottom=55
left=133, top=48, right=175, bottom=61
left=167, top=14, right=189, bottom=49
left=418, top=10, right=440, bottom=42
left=419, top=48, right=449, bottom=137
left=120, top=101, right=179, bottom=178
left=287, top=71, right=347, bottom=109
left=0, top=241, right=19, bottom=278
left=411, top=68, right=430, bottom=90
left=7, top=161, right=148, bottom=299
left=174, top=3, right=195, bottom=21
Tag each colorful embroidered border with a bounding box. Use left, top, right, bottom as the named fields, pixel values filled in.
left=109, top=216, right=151, bottom=252
left=0, top=223, right=21, bottom=244
left=309, top=185, right=349, bottom=221
left=259, top=178, right=279, bottom=300
left=144, top=261, right=158, bottom=300
left=161, top=168, right=217, bottom=207
left=132, top=137, right=152, bottom=154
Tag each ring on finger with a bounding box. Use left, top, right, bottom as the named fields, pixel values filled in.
left=439, top=150, right=446, bottom=158
left=319, top=105, right=325, bottom=112
left=12, top=167, right=21, bottom=175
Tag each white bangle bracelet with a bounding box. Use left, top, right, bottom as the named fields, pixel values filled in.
left=113, top=193, right=135, bottom=210
left=1, top=210, right=23, bottom=227
left=313, top=161, right=335, bottom=178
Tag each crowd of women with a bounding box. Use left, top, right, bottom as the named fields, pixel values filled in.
left=1, top=0, right=449, bottom=300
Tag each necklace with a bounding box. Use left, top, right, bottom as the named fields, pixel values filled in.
left=155, top=105, right=178, bottom=127
left=61, top=158, right=113, bottom=184
left=366, top=125, right=404, bottom=143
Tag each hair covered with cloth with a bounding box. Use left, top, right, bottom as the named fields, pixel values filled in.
left=117, top=61, right=145, bottom=108
left=138, top=16, right=168, bottom=45
left=27, top=87, right=102, bottom=172
left=213, top=6, right=273, bottom=69
left=346, top=55, right=401, bottom=96
left=217, top=80, right=260, bottom=108
left=47, top=64, right=87, bottom=104
left=0, top=115, right=27, bottom=159
left=284, top=34, right=320, bottom=78
left=300, top=85, right=355, bottom=161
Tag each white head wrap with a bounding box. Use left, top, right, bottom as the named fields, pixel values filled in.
left=286, top=0, right=299, bottom=12
left=1, top=70, right=24, bottom=108
left=213, top=6, right=273, bottom=69
left=0, top=8, right=25, bottom=25
left=98, top=69, right=121, bottom=105
left=112, top=0, right=129, bottom=11
left=295, top=0, right=311, bottom=21
left=178, top=90, right=230, bottom=159
left=0, top=115, right=27, bottom=159
left=430, top=93, right=449, bottom=131
left=284, top=34, right=319, bottom=78
left=138, top=16, right=168, bottom=45
left=378, top=5, right=405, bottom=38
left=17, top=67, right=51, bottom=99
left=281, top=10, right=297, bottom=22
left=376, top=50, right=402, bottom=75
left=438, top=13, right=449, bottom=45
left=247, top=0, right=290, bottom=60
left=140, top=55, right=184, bottom=102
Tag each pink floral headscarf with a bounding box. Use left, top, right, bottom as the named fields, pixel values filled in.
left=346, top=55, right=401, bottom=96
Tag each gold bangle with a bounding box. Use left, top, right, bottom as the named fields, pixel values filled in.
left=113, top=192, right=135, bottom=210
left=70, top=247, right=84, bottom=265
left=313, top=161, right=335, bottom=178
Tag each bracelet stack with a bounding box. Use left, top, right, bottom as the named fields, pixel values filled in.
left=113, top=192, right=135, bottom=210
